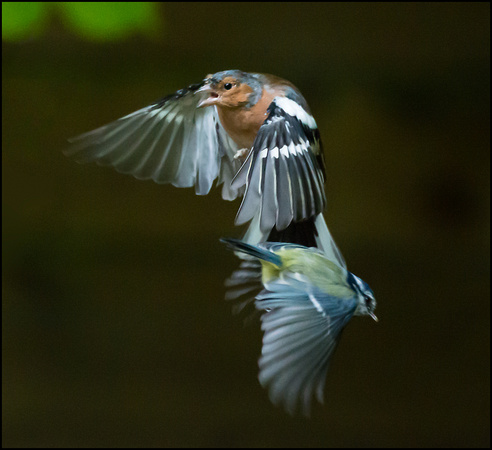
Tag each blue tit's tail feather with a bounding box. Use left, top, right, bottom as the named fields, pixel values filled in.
left=221, top=238, right=282, bottom=266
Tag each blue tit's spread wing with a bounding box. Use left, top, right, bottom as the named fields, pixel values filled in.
left=231, top=96, right=326, bottom=233
left=65, top=82, right=242, bottom=199
left=255, top=278, right=357, bottom=416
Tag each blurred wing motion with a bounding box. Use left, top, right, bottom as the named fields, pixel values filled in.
left=221, top=238, right=356, bottom=416
left=225, top=214, right=347, bottom=324
left=65, top=82, right=242, bottom=201
left=256, top=277, right=357, bottom=416
left=232, top=97, right=326, bottom=233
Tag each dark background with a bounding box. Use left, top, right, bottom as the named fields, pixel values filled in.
left=2, top=2, right=490, bottom=447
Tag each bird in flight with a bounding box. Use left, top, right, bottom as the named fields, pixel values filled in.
left=65, top=70, right=377, bottom=416
left=222, top=238, right=377, bottom=416
left=65, top=69, right=337, bottom=253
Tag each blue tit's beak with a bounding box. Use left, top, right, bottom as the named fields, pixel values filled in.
left=195, top=83, right=219, bottom=108
left=369, top=311, right=379, bottom=322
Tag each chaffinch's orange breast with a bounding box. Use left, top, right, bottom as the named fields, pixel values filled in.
left=217, top=88, right=277, bottom=149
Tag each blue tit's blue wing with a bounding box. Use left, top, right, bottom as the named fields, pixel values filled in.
left=231, top=97, right=326, bottom=233
left=65, top=82, right=243, bottom=199
left=255, top=279, right=357, bottom=416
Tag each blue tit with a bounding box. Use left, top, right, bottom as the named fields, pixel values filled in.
left=226, top=212, right=348, bottom=316
left=221, top=238, right=377, bottom=416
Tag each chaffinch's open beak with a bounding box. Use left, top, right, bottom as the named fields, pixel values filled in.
left=195, top=83, right=220, bottom=108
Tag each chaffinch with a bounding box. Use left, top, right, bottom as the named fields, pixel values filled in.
left=222, top=238, right=377, bottom=416
left=65, top=70, right=328, bottom=247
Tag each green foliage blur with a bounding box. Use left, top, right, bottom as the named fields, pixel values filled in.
left=2, top=2, right=162, bottom=42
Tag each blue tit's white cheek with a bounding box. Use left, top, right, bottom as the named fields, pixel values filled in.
left=274, top=97, right=317, bottom=129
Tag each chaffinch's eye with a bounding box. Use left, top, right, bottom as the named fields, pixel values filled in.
left=224, top=83, right=233, bottom=90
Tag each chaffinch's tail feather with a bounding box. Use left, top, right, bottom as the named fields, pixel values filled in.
left=241, top=212, right=347, bottom=270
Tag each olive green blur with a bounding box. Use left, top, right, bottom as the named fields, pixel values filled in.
left=2, top=2, right=489, bottom=447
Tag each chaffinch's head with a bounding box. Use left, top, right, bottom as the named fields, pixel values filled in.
left=196, top=70, right=262, bottom=109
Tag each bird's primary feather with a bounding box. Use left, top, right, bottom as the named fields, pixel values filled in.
left=66, top=70, right=327, bottom=236
left=221, top=238, right=371, bottom=416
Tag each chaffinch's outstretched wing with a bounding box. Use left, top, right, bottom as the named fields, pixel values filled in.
left=65, top=71, right=327, bottom=231
left=232, top=96, right=326, bottom=233
left=65, top=82, right=243, bottom=201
